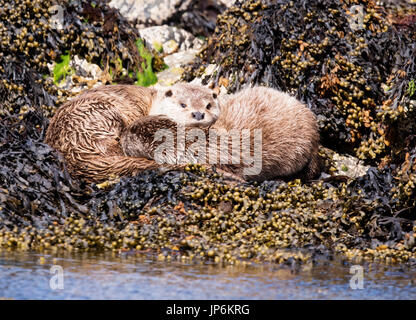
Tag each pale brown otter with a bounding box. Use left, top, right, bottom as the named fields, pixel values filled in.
left=44, top=83, right=219, bottom=183
left=121, top=86, right=321, bottom=182
left=213, top=86, right=321, bottom=181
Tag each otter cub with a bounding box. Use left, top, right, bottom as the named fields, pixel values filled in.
left=121, top=86, right=321, bottom=182
left=45, top=83, right=219, bottom=183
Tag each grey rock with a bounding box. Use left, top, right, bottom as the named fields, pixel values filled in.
left=332, top=152, right=370, bottom=179
left=139, top=26, right=203, bottom=54
left=109, top=0, right=194, bottom=25
left=157, top=49, right=199, bottom=85
left=49, top=55, right=105, bottom=93
left=164, top=49, right=199, bottom=69
left=217, top=0, right=235, bottom=7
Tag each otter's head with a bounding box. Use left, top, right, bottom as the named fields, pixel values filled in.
left=149, top=83, right=220, bottom=127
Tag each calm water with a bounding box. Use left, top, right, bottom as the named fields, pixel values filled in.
left=0, top=250, right=415, bottom=299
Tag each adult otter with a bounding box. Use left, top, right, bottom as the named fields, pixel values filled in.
left=44, top=83, right=219, bottom=182
left=121, top=86, right=321, bottom=182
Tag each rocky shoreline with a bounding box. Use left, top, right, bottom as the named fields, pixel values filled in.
left=0, top=0, right=415, bottom=267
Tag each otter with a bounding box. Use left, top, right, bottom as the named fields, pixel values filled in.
left=121, top=86, right=321, bottom=182
left=44, top=83, right=219, bottom=183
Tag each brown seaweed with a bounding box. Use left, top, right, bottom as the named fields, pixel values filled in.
left=1, top=0, right=416, bottom=266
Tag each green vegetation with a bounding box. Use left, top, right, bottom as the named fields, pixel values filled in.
left=407, top=79, right=415, bottom=98
left=108, top=57, right=124, bottom=83
left=152, top=41, right=163, bottom=53
left=135, top=38, right=158, bottom=87
left=53, top=53, right=73, bottom=84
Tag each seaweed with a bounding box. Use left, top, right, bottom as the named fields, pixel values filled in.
left=1, top=0, right=416, bottom=266
left=185, top=0, right=416, bottom=164
left=0, top=0, right=160, bottom=119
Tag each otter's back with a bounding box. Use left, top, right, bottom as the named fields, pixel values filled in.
left=45, top=85, right=156, bottom=161
left=214, top=87, right=319, bottom=179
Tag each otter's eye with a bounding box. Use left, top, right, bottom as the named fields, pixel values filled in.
left=180, top=103, right=187, bottom=108
left=206, top=103, right=211, bottom=110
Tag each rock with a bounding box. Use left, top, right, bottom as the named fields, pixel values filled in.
left=49, top=55, right=106, bottom=93
left=217, top=0, right=235, bottom=7
left=332, top=153, right=370, bottom=179
left=48, top=5, right=65, bottom=31
left=109, top=0, right=226, bottom=36
left=164, top=49, right=199, bottom=69
left=139, top=26, right=203, bottom=54
left=156, top=67, right=185, bottom=86
left=157, top=49, right=199, bottom=85
left=203, top=64, right=217, bottom=77
left=70, top=55, right=103, bottom=79
left=163, top=40, right=180, bottom=55
left=108, top=0, right=194, bottom=25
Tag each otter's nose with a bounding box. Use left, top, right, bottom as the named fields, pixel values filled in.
left=192, top=112, right=205, bottom=121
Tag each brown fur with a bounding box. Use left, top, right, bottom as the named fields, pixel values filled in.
left=121, top=86, right=321, bottom=182
left=45, top=83, right=220, bottom=183
left=212, top=86, right=321, bottom=181
left=45, top=85, right=164, bottom=182
left=121, top=115, right=178, bottom=160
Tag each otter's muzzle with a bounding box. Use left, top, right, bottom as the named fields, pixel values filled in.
left=192, top=112, right=205, bottom=121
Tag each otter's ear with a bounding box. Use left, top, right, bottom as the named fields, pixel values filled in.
left=165, top=90, right=173, bottom=97
left=212, top=93, right=218, bottom=99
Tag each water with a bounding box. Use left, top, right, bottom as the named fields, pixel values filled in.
left=0, top=250, right=415, bottom=299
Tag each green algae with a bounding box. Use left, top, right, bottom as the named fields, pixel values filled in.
left=135, top=38, right=158, bottom=87
left=53, top=53, right=74, bottom=85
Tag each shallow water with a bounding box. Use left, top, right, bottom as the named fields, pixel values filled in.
left=0, top=250, right=415, bottom=300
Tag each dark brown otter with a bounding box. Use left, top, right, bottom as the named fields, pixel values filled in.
left=44, top=83, right=219, bottom=182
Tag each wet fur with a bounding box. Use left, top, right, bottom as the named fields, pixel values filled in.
left=45, top=85, right=156, bottom=182
left=45, top=83, right=219, bottom=183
